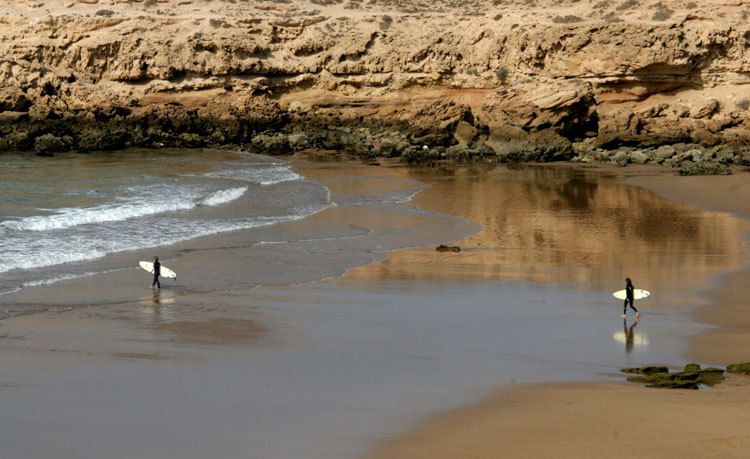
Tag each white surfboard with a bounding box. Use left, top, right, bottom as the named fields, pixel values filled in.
left=613, top=289, right=650, bottom=300
left=139, top=261, right=177, bottom=279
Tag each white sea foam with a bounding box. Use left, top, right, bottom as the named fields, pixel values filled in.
left=0, top=287, right=22, bottom=297
left=200, top=187, right=247, bottom=206
left=0, top=202, right=332, bottom=274
left=22, top=270, right=122, bottom=288
left=1, top=185, right=247, bottom=232
left=0, top=157, right=327, bottom=276
left=201, top=165, right=302, bottom=185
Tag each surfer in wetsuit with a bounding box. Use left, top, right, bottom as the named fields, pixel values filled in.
left=622, top=277, right=639, bottom=319
left=152, top=256, right=161, bottom=289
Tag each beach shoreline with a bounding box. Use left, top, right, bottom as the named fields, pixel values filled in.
left=2, top=154, right=749, bottom=458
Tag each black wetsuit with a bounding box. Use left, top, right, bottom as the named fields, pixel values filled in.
left=152, top=261, right=161, bottom=288
left=623, top=283, right=637, bottom=314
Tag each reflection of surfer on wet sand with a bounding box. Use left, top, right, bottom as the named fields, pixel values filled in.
left=612, top=319, right=649, bottom=350
left=623, top=318, right=637, bottom=353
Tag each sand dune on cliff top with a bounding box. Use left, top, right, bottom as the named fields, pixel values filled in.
left=3, top=0, right=749, bottom=24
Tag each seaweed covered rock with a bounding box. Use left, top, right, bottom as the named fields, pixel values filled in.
left=697, top=368, right=726, bottom=386
left=622, top=364, right=726, bottom=389
left=677, top=161, right=731, bottom=176
left=683, top=363, right=701, bottom=373
left=620, top=366, right=668, bottom=375
left=726, top=362, right=750, bottom=375
left=436, top=245, right=461, bottom=253
left=250, top=133, right=291, bottom=155
left=34, top=134, right=69, bottom=155
left=646, top=376, right=699, bottom=390
left=402, top=145, right=445, bottom=164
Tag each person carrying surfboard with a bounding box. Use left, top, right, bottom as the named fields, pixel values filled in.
left=152, top=256, right=161, bottom=289
left=622, top=277, right=639, bottom=319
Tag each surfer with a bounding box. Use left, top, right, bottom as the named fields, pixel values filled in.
left=622, top=277, right=639, bottom=319
left=151, top=256, right=161, bottom=289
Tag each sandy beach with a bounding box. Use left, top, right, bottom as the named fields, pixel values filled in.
left=1, top=153, right=750, bottom=458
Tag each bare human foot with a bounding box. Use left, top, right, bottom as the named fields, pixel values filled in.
left=621, top=314, right=626, bottom=318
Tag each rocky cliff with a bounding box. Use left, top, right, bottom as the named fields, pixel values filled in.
left=2, top=0, right=750, bottom=171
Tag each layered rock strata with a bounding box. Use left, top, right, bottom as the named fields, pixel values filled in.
left=2, top=0, right=750, bottom=172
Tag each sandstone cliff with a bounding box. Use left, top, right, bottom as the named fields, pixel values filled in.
left=2, top=0, right=750, bottom=171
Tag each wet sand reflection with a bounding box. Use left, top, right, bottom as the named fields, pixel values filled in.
left=348, top=164, right=747, bottom=304
left=612, top=319, right=647, bottom=353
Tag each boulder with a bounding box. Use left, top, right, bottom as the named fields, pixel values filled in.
left=287, top=132, right=309, bottom=150
left=690, top=98, right=720, bottom=119
left=33, top=134, right=68, bottom=155
left=735, top=148, right=750, bottom=166
left=653, top=145, right=676, bottom=163
left=436, top=244, right=461, bottom=253
left=629, top=150, right=650, bottom=164
left=683, top=363, right=701, bottom=373
left=612, top=150, right=630, bottom=166
left=453, top=121, right=479, bottom=147
left=677, top=161, right=731, bottom=176
left=251, top=133, right=290, bottom=154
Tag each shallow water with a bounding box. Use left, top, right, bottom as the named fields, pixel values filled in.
left=0, top=153, right=747, bottom=459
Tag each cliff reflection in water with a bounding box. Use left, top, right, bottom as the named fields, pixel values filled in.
left=350, top=165, right=747, bottom=301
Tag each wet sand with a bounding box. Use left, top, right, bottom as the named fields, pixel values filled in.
left=628, top=171, right=750, bottom=364
left=368, top=377, right=750, bottom=459
left=367, top=165, right=750, bottom=459
left=2, top=157, right=750, bottom=458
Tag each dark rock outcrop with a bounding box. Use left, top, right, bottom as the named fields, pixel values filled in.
left=622, top=363, right=727, bottom=389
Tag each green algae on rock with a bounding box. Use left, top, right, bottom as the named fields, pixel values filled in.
left=621, top=364, right=726, bottom=389
left=683, top=363, right=701, bottom=373
left=436, top=245, right=461, bottom=253
left=726, top=362, right=750, bottom=375
left=620, top=366, right=668, bottom=376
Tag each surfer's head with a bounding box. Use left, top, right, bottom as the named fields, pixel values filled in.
left=153, top=256, right=158, bottom=261
left=625, top=277, right=632, bottom=286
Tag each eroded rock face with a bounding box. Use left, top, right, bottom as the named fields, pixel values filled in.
left=1, top=0, right=750, bottom=167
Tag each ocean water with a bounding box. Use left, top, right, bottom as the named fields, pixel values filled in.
left=0, top=150, right=325, bottom=294
left=0, top=149, right=476, bottom=305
